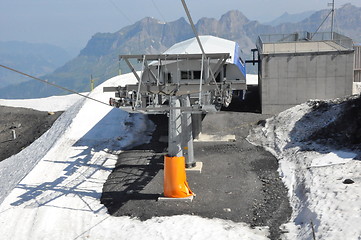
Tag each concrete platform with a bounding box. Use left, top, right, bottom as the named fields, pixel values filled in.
left=194, top=133, right=236, bottom=142
left=158, top=195, right=194, bottom=202
left=161, top=134, right=236, bottom=143
left=186, top=161, right=203, bottom=173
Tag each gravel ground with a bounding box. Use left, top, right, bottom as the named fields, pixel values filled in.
left=0, top=105, right=62, bottom=162
left=101, top=111, right=292, bottom=239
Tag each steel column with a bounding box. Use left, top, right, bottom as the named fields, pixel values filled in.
left=168, top=96, right=183, bottom=157
left=181, top=95, right=195, bottom=168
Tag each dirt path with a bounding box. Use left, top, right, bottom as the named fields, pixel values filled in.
left=101, top=112, right=292, bottom=239
left=0, top=105, right=62, bottom=162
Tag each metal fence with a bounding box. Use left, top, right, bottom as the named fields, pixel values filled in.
left=257, top=32, right=354, bottom=52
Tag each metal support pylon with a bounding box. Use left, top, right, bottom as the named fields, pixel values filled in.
left=164, top=95, right=194, bottom=198
left=168, top=95, right=196, bottom=167
left=181, top=95, right=195, bottom=168
left=168, top=96, right=183, bottom=157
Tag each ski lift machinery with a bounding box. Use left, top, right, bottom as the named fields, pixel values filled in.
left=103, top=0, right=247, bottom=198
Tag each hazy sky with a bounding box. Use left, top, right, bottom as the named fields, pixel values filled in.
left=1, top=0, right=360, bottom=55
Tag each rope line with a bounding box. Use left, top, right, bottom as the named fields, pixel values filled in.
left=0, top=64, right=110, bottom=107
left=311, top=10, right=333, bottom=39
left=151, top=0, right=166, bottom=23
left=108, top=0, right=133, bottom=24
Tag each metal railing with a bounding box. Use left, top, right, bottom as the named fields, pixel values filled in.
left=257, top=32, right=354, bottom=51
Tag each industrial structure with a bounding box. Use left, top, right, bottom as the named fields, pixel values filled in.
left=256, top=32, right=355, bottom=114
left=104, top=35, right=246, bottom=198
left=104, top=0, right=248, bottom=199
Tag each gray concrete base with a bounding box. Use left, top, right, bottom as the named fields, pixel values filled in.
left=194, top=133, right=236, bottom=142
left=158, top=195, right=194, bottom=202
left=186, top=161, right=203, bottom=173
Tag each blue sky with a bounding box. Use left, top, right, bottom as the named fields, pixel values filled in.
left=1, top=0, right=360, bottom=55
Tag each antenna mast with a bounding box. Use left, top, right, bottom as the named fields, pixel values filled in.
left=312, top=0, right=336, bottom=40
left=329, top=0, right=335, bottom=39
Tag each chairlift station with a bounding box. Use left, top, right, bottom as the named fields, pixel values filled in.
left=104, top=28, right=359, bottom=197
left=256, top=32, right=355, bottom=114
left=104, top=36, right=247, bottom=197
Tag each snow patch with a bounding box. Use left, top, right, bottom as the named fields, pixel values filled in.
left=248, top=99, right=361, bottom=240
left=310, top=151, right=356, bottom=167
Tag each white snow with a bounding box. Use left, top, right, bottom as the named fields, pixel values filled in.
left=353, top=82, right=361, bottom=95
left=0, top=93, right=85, bottom=112
left=0, top=72, right=269, bottom=240
left=246, top=74, right=258, bottom=85
left=247, top=99, right=361, bottom=240
left=310, top=151, right=356, bottom=168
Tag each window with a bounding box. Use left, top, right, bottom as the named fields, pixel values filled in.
left=167, top=73, right=172, bottom=83
left=164, top=72, right=172, bottom=83
left=193, top=71, right=201, bottom=79
left=181, top=70, right=202, bottom=80
left=181, top=71, right=192, bottom=80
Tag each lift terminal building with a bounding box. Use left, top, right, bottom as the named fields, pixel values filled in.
left=256, top=32, right=355, bottom=114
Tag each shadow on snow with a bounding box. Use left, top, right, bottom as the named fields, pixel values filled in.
left=10, top=108, right=157, bottom=214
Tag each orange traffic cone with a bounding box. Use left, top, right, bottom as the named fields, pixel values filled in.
left=164, top=155, right=193, bottom=198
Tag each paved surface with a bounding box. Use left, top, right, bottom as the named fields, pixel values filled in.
left=101, top=111, right=292, bottom=239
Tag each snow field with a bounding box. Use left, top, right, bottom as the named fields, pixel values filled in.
left=0, top=93, right=85, bottom=112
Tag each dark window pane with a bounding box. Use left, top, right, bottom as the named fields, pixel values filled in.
left=193, top=71, right=201, bottom=79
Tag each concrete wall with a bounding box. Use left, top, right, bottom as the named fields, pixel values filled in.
left=260, top=51, right=354, bottom=114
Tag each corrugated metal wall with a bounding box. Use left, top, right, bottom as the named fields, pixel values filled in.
left=355, top=45, right=361, bottom=82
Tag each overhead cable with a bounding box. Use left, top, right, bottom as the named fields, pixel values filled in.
left=0, top=64, right=110, bottom=107
left=311, top=7, right=333, bottom=39
left=108, top=0, right=133, bottom=24
left=180, top=0, right=220, bottom=95
left=151, top=0, right=166, bottom=23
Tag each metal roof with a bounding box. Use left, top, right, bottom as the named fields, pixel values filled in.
left=163, top=35, right=238, bottom=64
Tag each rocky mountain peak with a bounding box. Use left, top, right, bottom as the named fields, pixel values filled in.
left=340, top=3, right=355, bottom=9
left=220, top=10, right=249, bottom=26
left=172, top=17, right=188, bottom=25
left=138, top=17, right=162, bottom=26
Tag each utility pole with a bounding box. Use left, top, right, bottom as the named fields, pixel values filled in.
left=329, top=0, right=335, bottom=39
left=118, top=61, right=122, bottom=75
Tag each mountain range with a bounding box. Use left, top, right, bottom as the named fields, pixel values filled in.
left=263, top=11, right=315, bottom=26
left=0, top=41, right=70, bottom=90
left=1, top=3, right=360, bottom=99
